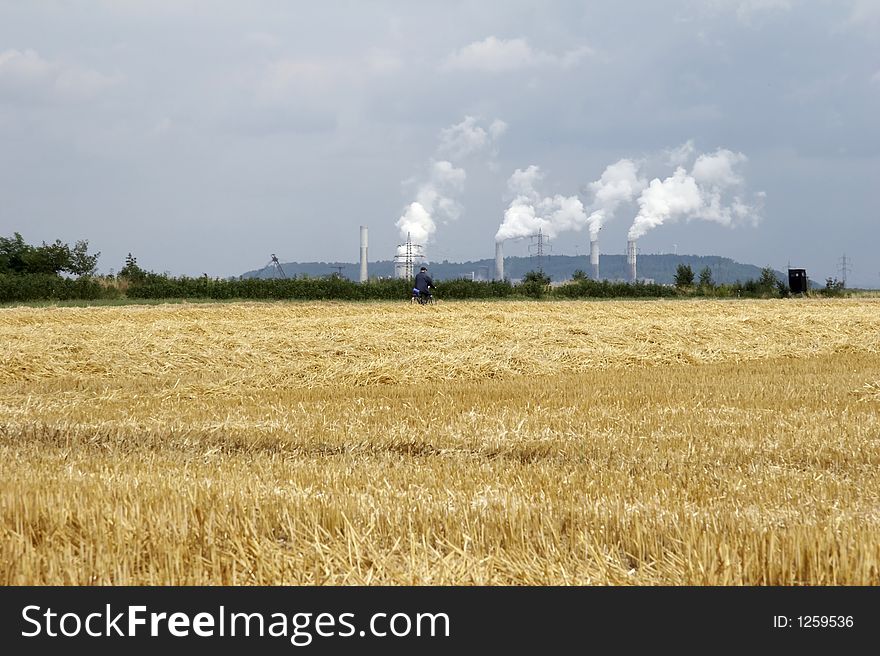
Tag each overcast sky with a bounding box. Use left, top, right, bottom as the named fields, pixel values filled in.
left=1, top=1, right=878, bottom=285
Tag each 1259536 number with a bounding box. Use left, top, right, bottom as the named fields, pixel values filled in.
left=798, top=616, right=853, bottom=628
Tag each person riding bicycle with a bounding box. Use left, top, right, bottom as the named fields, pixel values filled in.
left=413, top=266, right=434, bottom=303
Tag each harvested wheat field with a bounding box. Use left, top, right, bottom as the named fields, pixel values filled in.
left=2, top=298, right=880, bottom=585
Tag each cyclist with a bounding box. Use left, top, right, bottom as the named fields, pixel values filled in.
left=413, top=265, right=434, bottom=303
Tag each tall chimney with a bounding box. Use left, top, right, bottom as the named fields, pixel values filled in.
left=626, top=239, right=637, bottom=282
left=590, top=239, right=599, bottom=280
left=494, top=241, right=504, bottom=280
left=359, top=225, right=368, bottom=282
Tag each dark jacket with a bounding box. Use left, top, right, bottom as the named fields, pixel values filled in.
left=414, top=271, right=433, bottom=293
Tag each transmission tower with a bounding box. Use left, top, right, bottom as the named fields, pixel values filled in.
left=269, top=254, right=287, bottom=279
left=528, top=229, right=552, bottom=271
left=393, top=232, right=425, bottom=279
left=838, top=254, right=852, bottom=288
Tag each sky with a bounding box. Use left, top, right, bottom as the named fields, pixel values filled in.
left=0, top=0, right=878, bottom=285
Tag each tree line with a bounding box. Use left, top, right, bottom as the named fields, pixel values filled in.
left=670, top=263, right=845, bottom=298
left=0, top=233, right=845, bottom=303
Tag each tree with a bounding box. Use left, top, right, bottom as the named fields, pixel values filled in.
left=0, top=233, right=100, bottom=276
left=674, top=263, right=695, bottom=288
left=698, top=266, right=714, bottom=289
left=757, top=267, right=779, bottom=295
left=519, top=269, right=551, bottom=298
left=34, top=240, right=73, bottom=274
left=571, top=269, right=588, bottom=281
left=118, top=253, right=146, bottom=281
left=0, top=232, right=32, bottom=274
left=522, top=270, right=551, bottom=285
left=68, top=240, right=100, bottom=276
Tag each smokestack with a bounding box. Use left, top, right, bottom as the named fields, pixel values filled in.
left=359, top=225, right=368, bottom=282
left=495, top=241, right=504, bottom=280
left=627, top=239, right=637, bottom=282
left=590, top=239, right=599, bottom=280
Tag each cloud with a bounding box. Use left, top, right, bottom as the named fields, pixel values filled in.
left=440, top=36, right=592, bottom=73
left=437, top=115, right=507, bottom=160
left=254, top=49, right=402, bottom=104
left=666, top=140, right=697, bottom=167
left=701, top=0, right=794, bottom=23
left=733, top=0, right=793, bottom=22
left=364, top=49, right=404, bottom=76
left=242, top=31, right=281, bottom=50
left=847, top=0, right=880, bottom=26
left=0, top=48, right=121, bottom=102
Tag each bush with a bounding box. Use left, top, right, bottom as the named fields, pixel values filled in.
left=0, top=274, right=111, bottom=303
left=552, top=279, right=677, bottom=299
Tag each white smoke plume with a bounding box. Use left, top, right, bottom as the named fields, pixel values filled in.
left=437, top=115, right=508, bottom=160
left=397, top=116, right=505, bottom=244
left=495, top=165, right=587, bottom=242
left=396, top=160, right=466, bottom=244
left=584, top=159, right=647, bottom=240
left=628, top=167, right=703, bottom=239
left=627, top=146, right=763, bottom=240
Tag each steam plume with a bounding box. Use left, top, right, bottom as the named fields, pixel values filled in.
left=627, top=147, right=763, bottom=240
left=495, top=165, right=587, bottom=242
left=584, top=158, right=646, bottom=239
left=397, top=116, right=505, bottom=244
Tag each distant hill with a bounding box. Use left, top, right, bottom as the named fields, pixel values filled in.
left=240, top=254, right=789, bottom=286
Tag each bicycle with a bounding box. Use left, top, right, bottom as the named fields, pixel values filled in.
left=410, top=288, right=435, bottom=305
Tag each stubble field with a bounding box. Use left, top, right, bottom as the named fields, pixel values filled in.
left=2, top=298, right=879, bottom=584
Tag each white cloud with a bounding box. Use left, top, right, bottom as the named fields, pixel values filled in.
left=440, top=36, right=592, bottom=73
left=364, top=49, right=403, bottom=76
left=848, top=0, right=880, bottom=26
left=702, top=0, right=794, bottom=22
left=489, top=119, right=508, bottom=140
left=0, top=48, right=53, bottom=80
left=734, top=0, right=793, bottom=22
left=150, top=117, right=173, bottom=136
left=243, top=31, right=281, bottom=50
left=666, top=140, right=697, bottom=167
left=255, top=49, right=402, bottom=104
left=437, top=115, right=507, bottom=160
left=0, top=48, right=121, bottom=102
